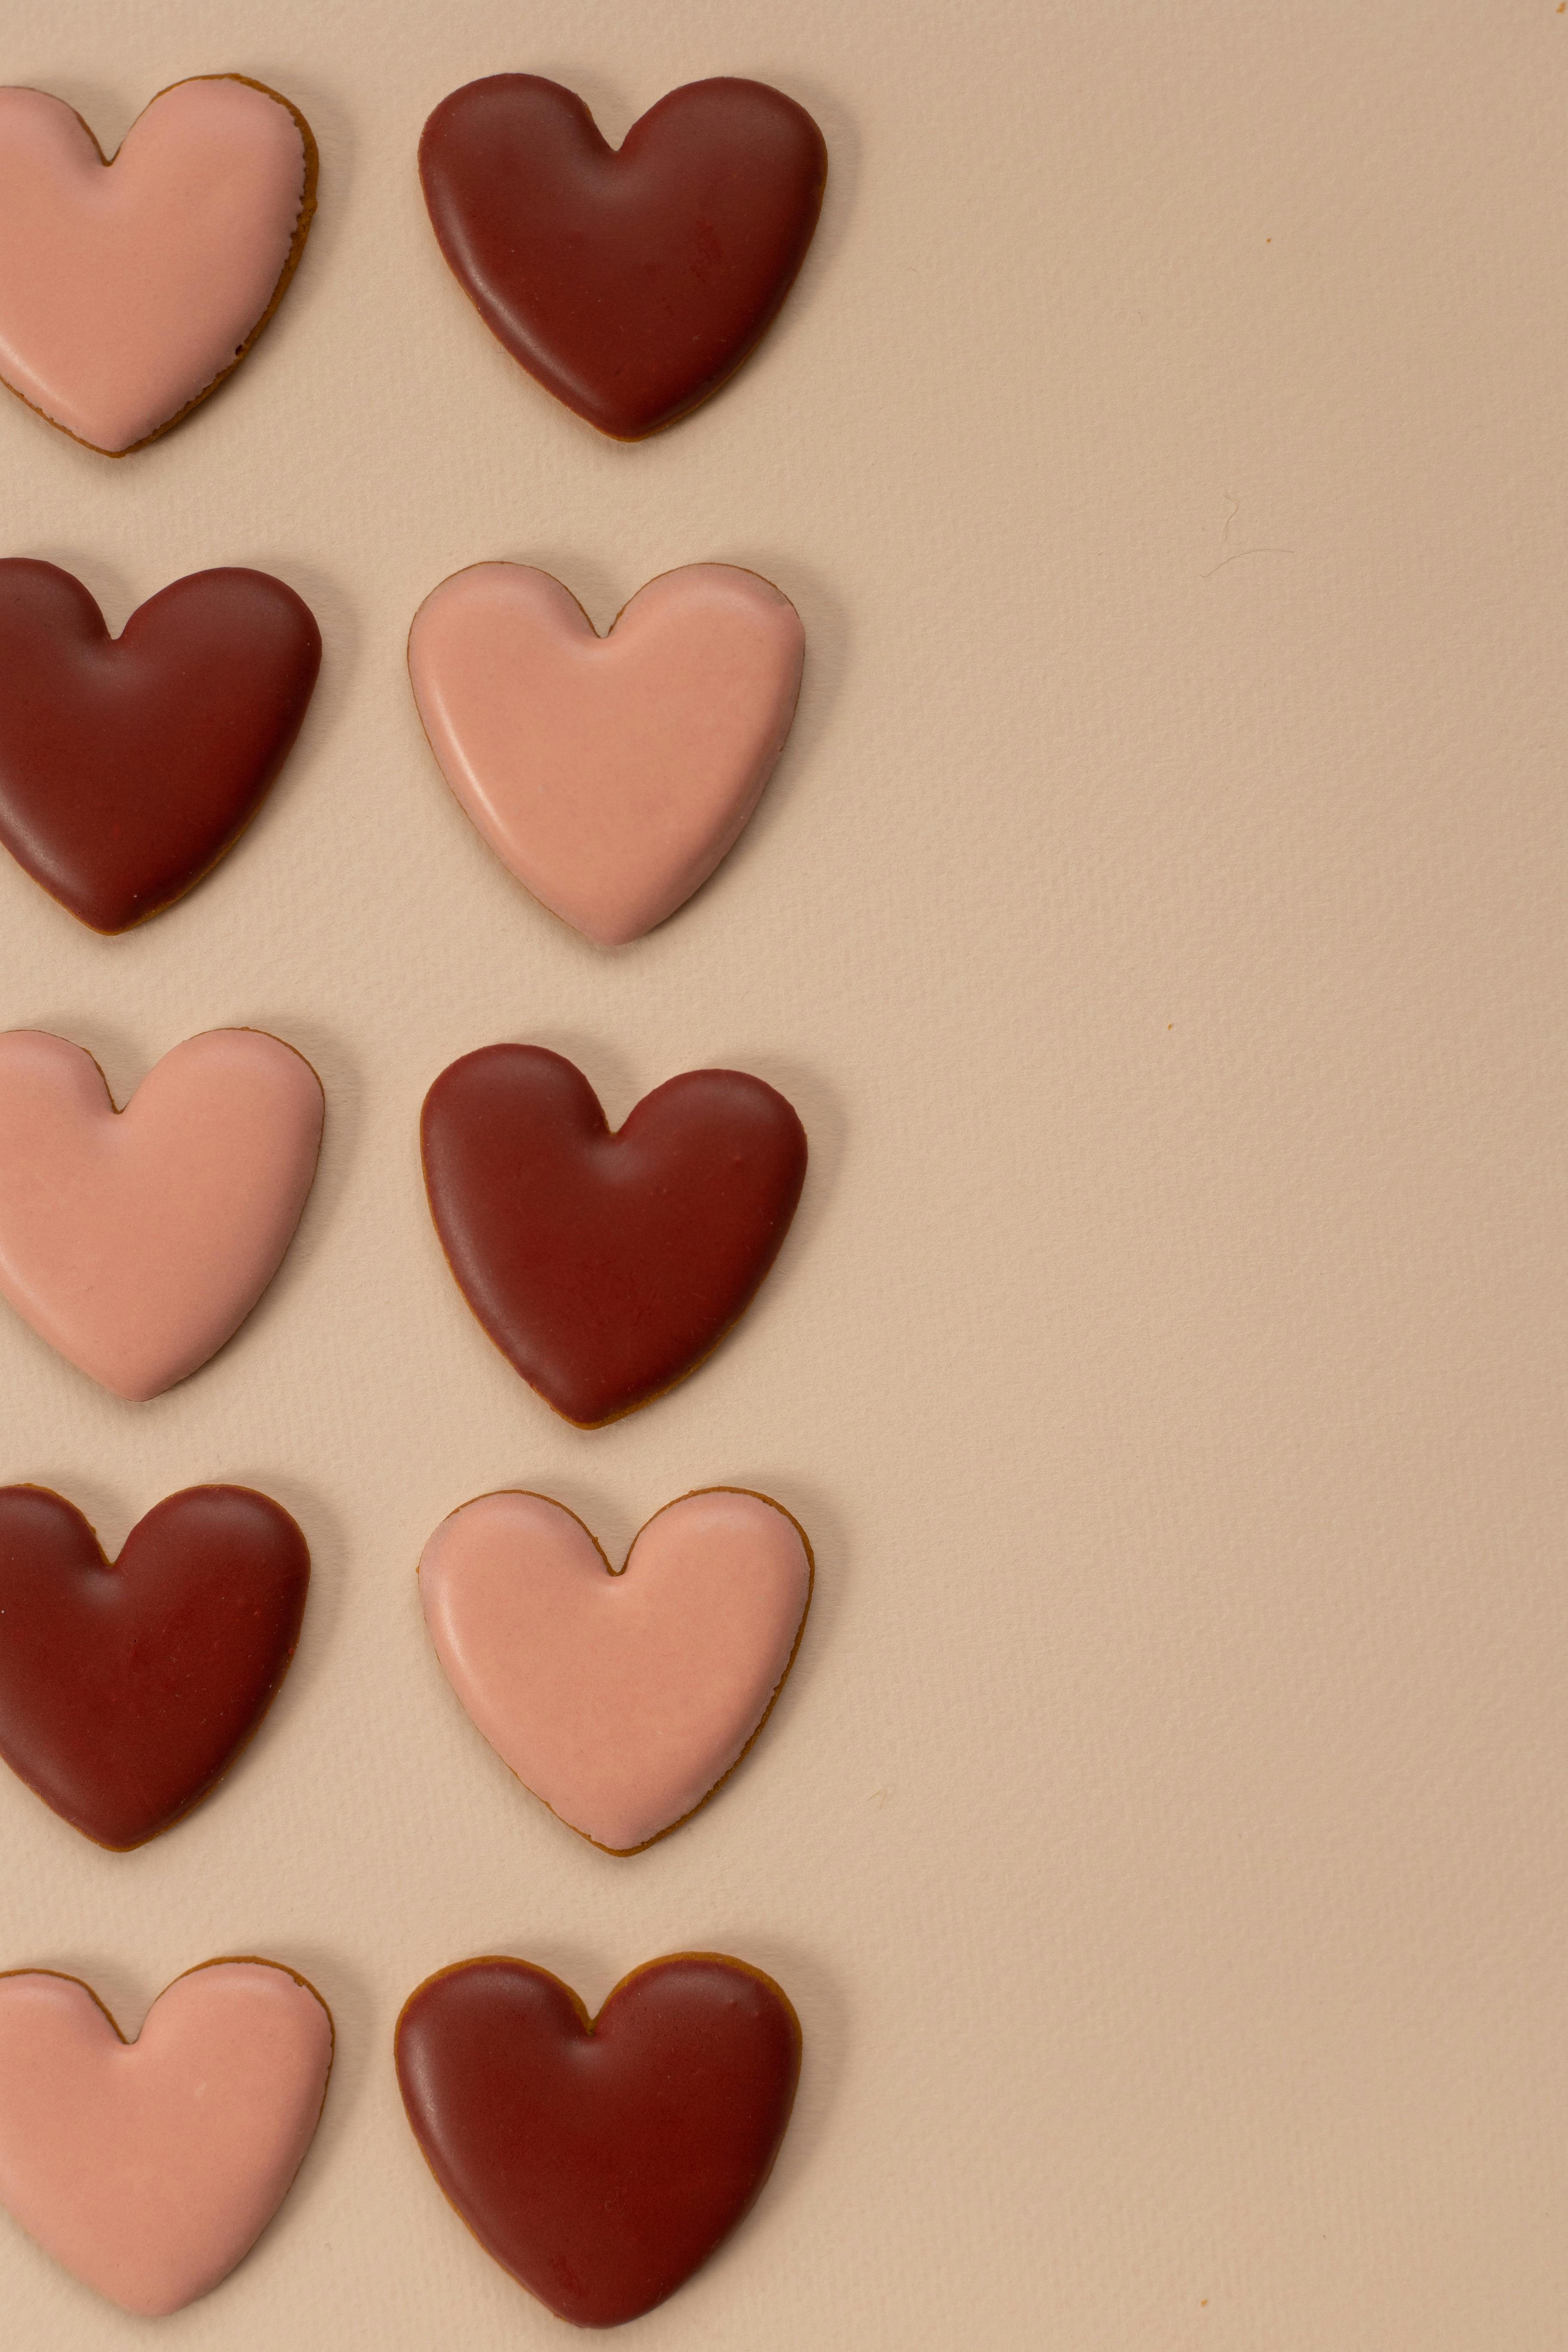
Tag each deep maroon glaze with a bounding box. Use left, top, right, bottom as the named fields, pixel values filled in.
left=0, top=560, right=321, bottom=932
left=420, top=1044, right=808, bottom=1427
left=418, top=76, right=827, bottom=439
left=395, top=1954, right=801, bottom=2328
left=0, top=1485, right=309, bottom=1849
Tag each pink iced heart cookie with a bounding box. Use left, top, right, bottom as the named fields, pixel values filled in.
left=407, top=563, right=805, bottom=945
left=0, top=1029, right=323, bottom=1401
left=419, top=1488, right=813, bottom=1853
left=0, top=76, right=315, bottom=455
left=0, top=1960, right=332, bottom=2315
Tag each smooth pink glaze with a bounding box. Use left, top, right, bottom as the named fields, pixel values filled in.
left=0, top=79, right=307, bottom=453
left=420, top=1489, right=812, bottom=1852
left=0, top=1961, right=331, bottom=2316
left=0, top=1029, right=323, bottom=1400
left=407, top=563, right=805, bottom=946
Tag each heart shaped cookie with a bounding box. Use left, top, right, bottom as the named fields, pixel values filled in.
left=0, top=1028, right=323, bottom=1400
left=0, top=1960, right=332, bottom=2315
left=0, top=76, right=315, bottom=454
left=0, top=560, right=321, bottom=932
left=420, top=1488, right=811, bottom=1853
left=395, top=1953, right=799, bottom=2327
left=418, top=76, right=827, bottom=438
left=0, top=1485, right=309, bottom=1849
left=420, top=1044, right=807, bottom=1426
left=408, top=563, right=804, bottom=945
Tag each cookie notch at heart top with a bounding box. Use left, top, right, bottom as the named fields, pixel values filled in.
left=418, top=75, right=827, bottom=438
left=394, top=1951, right=800, bottom=2327
left=407, top=561, right=805, bottom=946
left=418, top=1487, right=813, bottom=1853
left=420, top=1044, right=808, bottom=1427
left=0, top=74, right=317, bottom=456
left=0, top=560, right=322, bottom=932
left=0, top=1484, right=309, bottom=1849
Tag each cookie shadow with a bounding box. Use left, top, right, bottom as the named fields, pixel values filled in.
left=260, top=1940, right=378, bottom=2160
left=686, top=548, right=851, bottom=913
left=726, top=1048, right=845, bottom=1282
left=198, top=1468, right=353, bottom=1794
left=104, top=550, right=360, bottom=942
left=758, top=67, right=861, bottom=336
left=732, top=1470, right=848, bottom=1733
left=188, top=64, right=355, bottom=440
left=708, top=1934, right=851, bottom=2237
left=215, top=1015, right=365, bottom=1351
left=239, top=61, right=358, bottom=257
left=246, top=552, right=361, bottom=730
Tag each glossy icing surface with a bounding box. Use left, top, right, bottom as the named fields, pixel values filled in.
left=395, top=1953, right=800, bottom=2327
left=0, top=1960, right=331, bottom=2315
left=0, top=1485, right=309, bottom=1848
left=0, top=77, right=313, bottom=454
left=0, top=560, right=321, bottom=932
left=408, top=563, right=804, bottom=945
left=418, top=75, right=826, bottom=438
left=420, top=1044, right=807, bottom=1426
left=420, top=1488, right=812, bottom=1852
left=0, top=1028, right=323, bottom=1401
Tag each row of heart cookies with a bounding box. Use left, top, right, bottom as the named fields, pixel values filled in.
left=0, top=1947, right=799, bottom=2326
left=0, top=70, right=826, bottom=454
left=0, top=556, right=804, bottom=942
left=0, top=1482, right=811, bottom=1856
left=0, top=1031, right=805, bottom=1417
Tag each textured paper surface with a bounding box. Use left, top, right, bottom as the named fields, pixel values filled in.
left=1, top=4, right=1565, bottom=2346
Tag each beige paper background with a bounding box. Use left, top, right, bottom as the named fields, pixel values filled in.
left=1, top=2, right=1565, bottom=2344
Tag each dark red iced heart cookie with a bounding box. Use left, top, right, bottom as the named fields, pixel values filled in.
left=0, top=560, right=321, bottom=932
left=395, top=1953, right=801, bottom=2328
left=418, top=76, right=827, bottom=439
left=420, top=1044, right=808, bottom=1427
left=0, top=1485, right=309, bottom=1849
